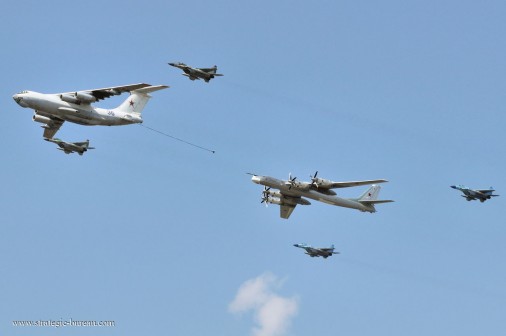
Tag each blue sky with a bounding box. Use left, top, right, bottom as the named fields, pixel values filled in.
left=2, top=0, right=506, bottom=335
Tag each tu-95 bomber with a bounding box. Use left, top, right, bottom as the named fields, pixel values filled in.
left=249, top=171, right=394, bottom=219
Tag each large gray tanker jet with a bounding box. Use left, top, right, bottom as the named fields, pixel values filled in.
left=13, top=83, right=168, bottom=139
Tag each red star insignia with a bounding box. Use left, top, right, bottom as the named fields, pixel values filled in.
left=129, top=100, right=135, bottom=108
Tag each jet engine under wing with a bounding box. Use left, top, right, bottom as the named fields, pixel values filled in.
left=327, top=179, right=388, bottom=189
left=61, top=83, right=151, bottom=103
left=280, top=204, right=296, bottom=219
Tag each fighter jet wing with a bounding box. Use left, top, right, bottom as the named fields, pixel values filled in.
left=42, top=118, right=64, bottom=139
left=476, top=189, right=495, bottom=193
left=462, top=195, right=476, bottom=200
left=61, top=83, right=151, bottom=102
left=327, top=179, right=388, bottom=189
left=280, top=204, right=296, bottom=219
left=198, top=67, right=223, bottom=76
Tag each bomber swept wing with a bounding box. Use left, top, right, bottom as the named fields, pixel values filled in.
left=310, top=171, right=387, bottom=189
left=280, top=204, right=296, bottom=219
left=323, top=179, right=388, bottom=188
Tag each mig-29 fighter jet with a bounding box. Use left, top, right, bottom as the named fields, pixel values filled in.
left=249, top=171, right=393, bottom=219
left=450, top=185, right=499, bottom=202
left=293, top=243, right=339, bottom=258
left=13, top=83, right=168, bottom=139
left=44, top=138, right=94, bottom=156
left=168, top=62, right=223, bottom=82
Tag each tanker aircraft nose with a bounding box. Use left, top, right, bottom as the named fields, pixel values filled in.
left=13, top=92, right=30, bottom=107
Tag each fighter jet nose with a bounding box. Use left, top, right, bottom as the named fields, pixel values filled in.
left=450, top=185, right=457, bottom=189
left=168, top=63, right=175, bottom=66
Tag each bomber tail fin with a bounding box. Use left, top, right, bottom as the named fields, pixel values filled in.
left=357, top=185, right=394, bottom=205
left=114, top=85, right=168, bottom=115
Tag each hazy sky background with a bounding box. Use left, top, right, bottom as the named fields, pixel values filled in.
left=1, top=1, right=506, bottom=335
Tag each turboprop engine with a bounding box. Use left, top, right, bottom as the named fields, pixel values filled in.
left=311, top=177, right=334, bottom=189
left=285, top=173, right=311, bottom=191
left=261, top=194, right=311, bottom=206
left=310, top=171, right=336, bottom=190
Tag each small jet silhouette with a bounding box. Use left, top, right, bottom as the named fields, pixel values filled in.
left=44, top=138, right=95, bottom=156
left=293, top=243, right=339, bottom=258
left=450, top=185, right=499, bottom=202
left=168, top=62, right=223, bottom=82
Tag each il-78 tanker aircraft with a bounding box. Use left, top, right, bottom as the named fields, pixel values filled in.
left=249, top=172, right=393, bottom=219
left=13, top=83, right=168, bottom=138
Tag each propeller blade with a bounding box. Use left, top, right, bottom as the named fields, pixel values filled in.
left=310, top=171, right=319, bottom=188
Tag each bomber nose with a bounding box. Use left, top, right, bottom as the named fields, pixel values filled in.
left=251, top=176, right=261, bottom=184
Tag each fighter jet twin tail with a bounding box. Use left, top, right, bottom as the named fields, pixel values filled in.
left=294, top=243, right=339, bottom=259
left=450, top=185, right=499, bottom=202
left=168, top=62, right=223, bottom=82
